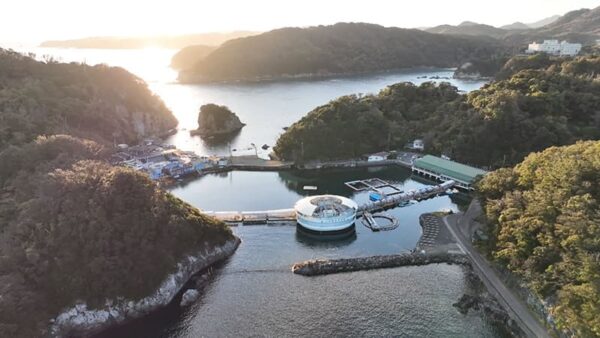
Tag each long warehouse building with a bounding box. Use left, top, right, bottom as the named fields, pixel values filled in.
left=412, top=155, right=487, bottom=190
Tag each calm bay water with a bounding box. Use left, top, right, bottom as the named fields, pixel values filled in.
left=13, top=47, right=504, bottom=337
left=16, top=47, right=486, bottom=157
left=163, top=168, right=510, bottom=337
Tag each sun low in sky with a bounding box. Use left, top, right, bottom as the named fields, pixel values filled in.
left=2, top=0, right=599, bottom=44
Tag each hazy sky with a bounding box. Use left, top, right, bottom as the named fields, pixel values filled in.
left=2, top=0, right=599, bottom=44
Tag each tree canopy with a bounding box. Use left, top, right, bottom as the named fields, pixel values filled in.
left=179, top=22, right=509, bottom=82
left=0, top=51, right=233, bottom=337
left=274, top=55, right=600, bottom=168
left=477, top=141, right=600, bottom=337
left=0, top=48, right=177, bottom=149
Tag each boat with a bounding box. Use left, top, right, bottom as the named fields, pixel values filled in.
left=303, top=185, right=318, bottom=191
left=369, top=192, right=382, bottom=201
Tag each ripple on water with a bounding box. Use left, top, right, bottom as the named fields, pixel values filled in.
left=171, top=264, right=504, bottom=337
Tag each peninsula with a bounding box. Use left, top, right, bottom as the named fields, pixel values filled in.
left=0, top=49, right=239, bottom=337
left=274, top=54, right=600, bottom=168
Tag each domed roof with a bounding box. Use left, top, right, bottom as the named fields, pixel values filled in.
left=294, top=195, right=358, bottom=218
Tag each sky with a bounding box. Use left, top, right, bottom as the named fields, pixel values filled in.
left=2, top=0, right=599, bottom=45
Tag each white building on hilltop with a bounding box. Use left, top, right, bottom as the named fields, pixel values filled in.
left=527, top=40, right=582, bottom=56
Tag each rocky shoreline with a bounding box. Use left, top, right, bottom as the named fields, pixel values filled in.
left=50, top=238, right=241, bottom=337
left=455, top=268, right=527, bottom=337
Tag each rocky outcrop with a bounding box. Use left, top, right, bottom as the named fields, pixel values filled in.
left=453, top=292, right=524, bottom=336
left=190, top=104, right=245, bottom=137
left=180, top=289, right=200, bottom=307
left=291, top=252, right=469, bottom=276
left=50, top=238, right=240, bottom=337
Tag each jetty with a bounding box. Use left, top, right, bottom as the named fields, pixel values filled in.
left=291, top=252, right=470, bottom=276
left=206, top=208, right=296, bottom=225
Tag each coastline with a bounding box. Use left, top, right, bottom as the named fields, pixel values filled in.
left=177, top=66, right=459, bottom=84
left=50, top=238, right=241, bottom=338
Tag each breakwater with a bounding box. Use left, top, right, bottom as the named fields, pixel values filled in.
left=291, top=252, right=469, bottom=276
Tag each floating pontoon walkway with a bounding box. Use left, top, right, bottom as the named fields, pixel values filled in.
left=357, top=180, right=455, bottom=215
left=207, top=180, right=456, bottom=225
left=206, top=209, right=296, bottom=225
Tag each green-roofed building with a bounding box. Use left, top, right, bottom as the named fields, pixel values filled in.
left=411, top=155, right=487, bottom=190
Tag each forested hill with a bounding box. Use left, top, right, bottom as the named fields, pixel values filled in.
left=425, top=21, right=509, bottom=39
left=274, top=55, right=600, bottom=168
left=170, top=44, right=217, bottom=70
left=0, top=50, right=235, bottom=337
left=477, top=141, right=600, bottom=337
left=425, top=6, right=600, bottom=46
left=0, top=49, right=177, bottom=148
left=178, top=22, right=508, bottom=82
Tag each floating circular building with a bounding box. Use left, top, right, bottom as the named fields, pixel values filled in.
left=294, top=195, right=358, bottom=234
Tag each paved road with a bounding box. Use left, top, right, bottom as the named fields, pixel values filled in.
left=442, top=214, right=549, bottom=338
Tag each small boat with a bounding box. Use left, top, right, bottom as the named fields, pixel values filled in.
left=303, top=185, right=318, bottom=191
left=369, top=192, right=382, bottom=201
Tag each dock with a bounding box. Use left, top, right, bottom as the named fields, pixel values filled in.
left=206, top=180, right=456, bottom=225
left=357, top=180, right=455, bottom=215
left=206, top=208, right=296, bottom=225
left=228, top=155, right=293, bottom=170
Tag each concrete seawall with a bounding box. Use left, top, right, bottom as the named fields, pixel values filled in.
left=292, top=252, right=469, bottom=276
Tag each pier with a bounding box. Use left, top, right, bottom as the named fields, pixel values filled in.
left=208, top=180, right=456, bottom=225
left=357, top=180, right=455, bottom=215
left=207, top=208, right=296, bottom=225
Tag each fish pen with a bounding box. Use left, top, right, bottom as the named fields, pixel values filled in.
left=360, top=212, right=399, bottom=231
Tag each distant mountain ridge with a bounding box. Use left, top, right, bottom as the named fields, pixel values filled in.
left=527, top=15, right=561, bottom=28
left=178, top=22, right=509, bottom=83
left=535, top=7, right=600, bottom=36
left=426, top=21, right=508, bottom=38
left=500, top=22, right=530, bottom=30
left=40, top=31, right=258, bottom=49
left=425, top=6, right=599, bottom=45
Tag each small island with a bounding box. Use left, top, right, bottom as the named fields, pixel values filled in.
left=191, top=104, right=245, bottom=137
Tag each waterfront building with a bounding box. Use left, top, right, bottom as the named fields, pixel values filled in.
left=147, top=161, right=170, bottom=180
left=368, top=152, right=389, bottom=162
left=411, top=155, right=486, bottom=190
left=412, top=139, right=425, bottom=151
left=526, top=40, right=582, bottom=56
left=294, top=195, right=358, bottom=233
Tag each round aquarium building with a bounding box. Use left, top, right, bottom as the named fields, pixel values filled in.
left=294, top=195, right=358, bottom=234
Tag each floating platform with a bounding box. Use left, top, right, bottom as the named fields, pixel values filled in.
left=345, top=178, right=403, bottom=197
left=360, top=212, right=399, bottom=231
